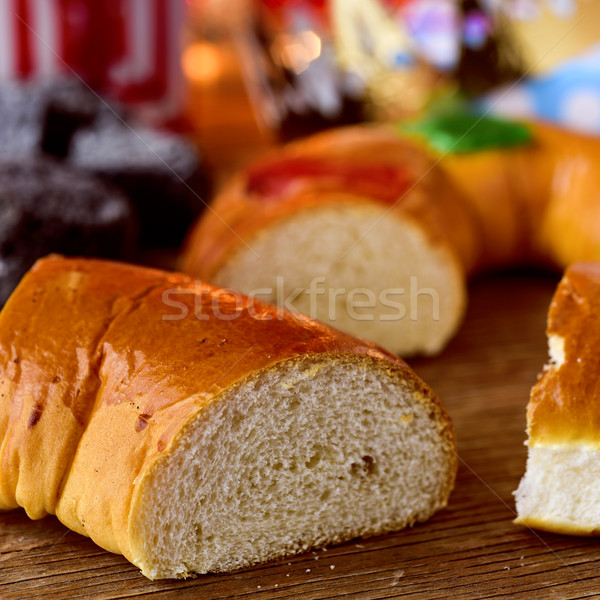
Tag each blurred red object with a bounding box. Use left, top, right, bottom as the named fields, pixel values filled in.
left=1, top=0, right=185, bottom=122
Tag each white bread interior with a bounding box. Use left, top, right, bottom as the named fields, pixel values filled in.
left=129, top=355, right=455, bottom=579
left=548, top=334, right=566, bottom=367
left=514, top=444, right=600, bottom=535
left=514, top=333, right=600, bottom=535
left=211, top=203, right=466, bottom=357
left=514, top=263, right=600, bottom=537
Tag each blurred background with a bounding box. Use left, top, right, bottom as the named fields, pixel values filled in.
left=0, top=0, right=599, bottom=299
left=183, top=0, right=600, bottom=175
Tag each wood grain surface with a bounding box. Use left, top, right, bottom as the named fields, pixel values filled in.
left=2, top=270, right=600, bottom=600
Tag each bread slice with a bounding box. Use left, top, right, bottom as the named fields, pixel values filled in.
left=209, top=197, right=466, bottom=357
left=514, top=262, right=600, bottom=535
left=181, top=125, right=479, bottom=356
left=0, top=256, right=457, bottom=578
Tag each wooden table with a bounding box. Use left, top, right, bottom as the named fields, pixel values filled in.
left=2, top=270, right=600, bottom=599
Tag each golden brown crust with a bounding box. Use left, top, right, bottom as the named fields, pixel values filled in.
left=0, top=257, right=175, bottom=519
left=527, top=262, right=600, bottom=445
left=532, top=126, right=600, bottom=266
left=0, top=255, right=455, bottom=561
left=434, top=141, right=539, bottom=272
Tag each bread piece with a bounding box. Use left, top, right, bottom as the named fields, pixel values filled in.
left=181, top=121, right=600, bottom=356
left=181, top=125, right=481, bottom=356
left=0, top=256, right=456, bottom=578
left=514, top=262, right=600, bottom=534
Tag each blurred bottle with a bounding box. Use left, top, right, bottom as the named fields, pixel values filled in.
left=235, top=0, right=368, bottom=141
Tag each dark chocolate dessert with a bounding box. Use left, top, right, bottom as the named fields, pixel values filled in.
left=70, top=122, right=208, bottom=246
left=0, top=78, right=208, bottom=249
left=0, top=158, right=136, bottom=304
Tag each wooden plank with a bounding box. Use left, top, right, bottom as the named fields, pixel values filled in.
left=3, top=271, right=600, bottom=598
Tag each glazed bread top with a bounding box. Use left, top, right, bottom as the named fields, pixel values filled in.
left=527, top=262, right=600, bottom=446
left=181, top=120, right=600, bottom=280
left=0, top=255, right=445, bottom=560
left=180, top=124, right=483, bottom=280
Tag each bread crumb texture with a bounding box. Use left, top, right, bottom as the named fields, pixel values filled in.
left=213, top=204, right=465, bottom=357
left=129, top=356, right=454, bottom=578
left=515, top=444, right=600, bottom=535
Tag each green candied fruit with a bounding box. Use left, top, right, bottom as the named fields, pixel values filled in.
left=401, top=113, right=533, bottom=154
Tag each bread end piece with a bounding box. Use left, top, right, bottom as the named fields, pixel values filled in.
left=515, top=262, right=600, bottom=534
left=128, top=354, right=456, bottom=578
